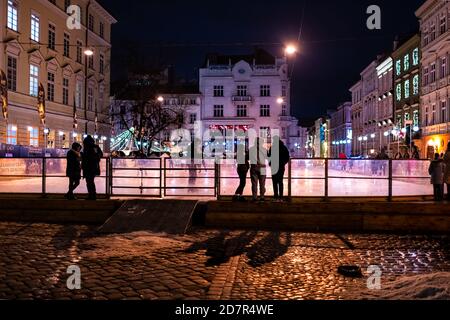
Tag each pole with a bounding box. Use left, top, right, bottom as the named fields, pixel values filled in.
left=84, top=1, right=91, bottom=135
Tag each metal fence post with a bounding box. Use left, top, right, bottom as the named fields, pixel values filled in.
left=163, top=157, right=167, bottom=198
left=159, top=158, right=163, bottom=198
left=288, top=159, right=292, bottom=199
left=216, top=161, right=221, bottom=200
left=42, top=158, right=47, bottom=198
left=388, top=159, right=393, bottom=201
left=324, top=158, right=329, bottom=201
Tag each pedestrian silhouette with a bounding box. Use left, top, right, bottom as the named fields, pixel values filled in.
left=65, top=142, right=82, bottom=200
left=82, top=135, right=103, bottom=200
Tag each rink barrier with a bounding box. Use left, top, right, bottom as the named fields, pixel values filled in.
left=0, top=157, right=433, bottom=200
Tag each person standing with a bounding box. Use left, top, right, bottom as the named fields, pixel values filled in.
left=269, top=138, right=290, bottom=202
left=249, top=138, right=268, bottom=202
left=443, top=142, right=450, bottom=200
left=65, top=142, right=82, bottom=200
left=233, top=147, right=250, bottom=202
left=429, top=153, right=445, bottom=202
left=82, top=135, right=103, bottom=200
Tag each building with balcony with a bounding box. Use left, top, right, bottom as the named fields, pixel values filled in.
left=329, top=102, right=352, bottom=158
left=376, top=56, right=395, bottom=155
left=392, top=34, right=421, bottom=156
left=0, top=0, right=116, bottom=157
left=198, top=49, right=299, bottom=151
left=350, top=81, right=363, bottom=156
left=416, top=0, right=450, bottom=158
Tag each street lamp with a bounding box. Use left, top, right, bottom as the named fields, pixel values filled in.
left=285, top=45, right=298, bottom=56
left=370, top=133, right=376, bottom=151
left=84, top=48, right=95, bottom=135
left=277, top=97, right=284, bottom=104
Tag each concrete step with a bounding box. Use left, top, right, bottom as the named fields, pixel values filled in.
left=0, top=199, right=123, bottom=224
left=204, top=201, right=450, bottom=233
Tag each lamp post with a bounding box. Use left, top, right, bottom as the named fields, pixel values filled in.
left=83, top=48, right=94, bottom=135
left=358, top=136, right=363, bottom=156
left=363, top=136, right=368, bottom=157
left=370, top=133, right=376, bottom=154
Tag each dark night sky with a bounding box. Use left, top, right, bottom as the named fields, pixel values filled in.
left=98, top=0, right=424, bottom=121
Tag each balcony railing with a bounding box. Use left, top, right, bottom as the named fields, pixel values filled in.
left=231, top=96, right=253, bottom=102
left=0, top=158, right=434, bottom=199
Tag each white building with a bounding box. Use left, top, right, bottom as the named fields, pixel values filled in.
left=198, top=49, right=299, bottom=151
left=416, top=0, right=450, bottom=158
left=361, top=60, right=380, bottom=156
left=376, top=56, right=394, bottom=154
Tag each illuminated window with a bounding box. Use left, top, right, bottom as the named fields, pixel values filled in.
left=395, top=60, right=402, bottom=76
left=404, top=54, right=410, bottom=71
left=413, top=75, right=419, bottom=95
left=29, top=64, right=39, bottom=97
left=413, top=48, right=419, bottom=66
left=7, top=124, right=17, bottom=145
left=413, top=110, right=419, bottom=126
left=404, top=80, right=410, bottom=99
left=29, top=127, right=39, bottom=147
left=31, top=14, right=40, bottom=42
left=7, top=1, right=18, bottom=31
left=396, top=84, right=402, bottom=101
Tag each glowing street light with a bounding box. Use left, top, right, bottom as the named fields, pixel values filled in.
left=84, top=49, right=94, bottom=56
left=157, top=96, right=164, bottom=103
left=285, top=45, right=297, bottom=56
left=277, top=97, right=284, bottom=104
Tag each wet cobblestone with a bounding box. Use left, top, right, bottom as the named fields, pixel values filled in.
left=0, top=223, right=449, bottom=300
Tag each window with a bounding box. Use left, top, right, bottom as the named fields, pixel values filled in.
left=47, top=72, right=55, bottom=102
left=431, top=64, right=436, bottom=82
left=260, top=105, right=270, bottom=117
left=432, top=104, right=436, bottom=125
left=189, top=113, right=197, bottom=124
left=48, top=24, right=56, bottom=50
left=413, top=75, right=419, bottom=95
left=413, top=110, right=419, bottom=126
left=413, top=48, right=419, bottom=66
left=423, top=66, right=429, bottom=85
left=442, top=101, right=447, bottom=123
left=282, top=85, right=287, bottom=97
left=404, top=80, right=410, bottom=99
left=7, top=124, right=17, bottom=145
left=425, top=107, right=429, bottom=126
left=76, top=80, right=82, bottom=108
left=63, top=33, right=70, bottom=57
left=88, top=55, right=94, bottom=69
left=213, top=85, right=224, bottom=97
left=431, top=23, right=436, bottom=42
left=237, top=105, right=247, bottom=117
left=29, top=65, right=39, bottom=97
left=63, top=78, right=69, bottom=105
left=260, top=127, right=270, bottom=139
left=442, top=57, right=447, bottom=78
left=88, top=14, right=94, bottom=31
left=29, top=127, right=39, bottom=147
left=99, top=54, right=104, bottom=74
left=260, top=85, right=271, bottom=97
left=7, top=56, right=17, bottom=91
left=76, top=41, right=82, bottom=63
left=7, top=0, right=18, bottom=31
left=87, top=87, right=94, bottom=111
left=404, top=54, right=410, bottom=72
left=213, top=105, right=224, bottom=117
left=237, top=85, right=247, bottom=96
left=99, top=22, right=104, bottom=39
left=395, top=60, right=402, bottom=76
left=281, top=105, right=287, bottom=116
left=396, top=84, right=402, bottom=102
left=31, top=14, right=40, bottom=42
left=440, top=15, right=447, bottom=35
left=98, top=85, right=104, bottom=110
left=424, top=29, right=429, bottom=46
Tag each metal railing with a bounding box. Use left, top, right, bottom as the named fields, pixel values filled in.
left=0, top=158, right=434, bottom=199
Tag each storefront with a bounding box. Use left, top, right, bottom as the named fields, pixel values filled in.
left=421, top=134, right=450, bottom=159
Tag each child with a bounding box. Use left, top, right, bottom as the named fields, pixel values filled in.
left=429, top=153, right=445, bottom=201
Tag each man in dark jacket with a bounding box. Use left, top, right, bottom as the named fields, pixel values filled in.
left=269, top=137, right=290, bottom=202
left=82, top=135, right=103, bottom=200
left=65, top=142, right=82, bottom=200
left=233, top=145, right=250, bottom=202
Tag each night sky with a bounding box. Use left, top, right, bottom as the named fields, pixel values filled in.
left=98, top=0, right=424, bottom=121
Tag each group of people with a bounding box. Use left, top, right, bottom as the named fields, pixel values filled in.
left=233, top=137, right=290, bottom=202
left=65, top=135, right=103, bottom=200
left=428, top=142, right=450, bottom=201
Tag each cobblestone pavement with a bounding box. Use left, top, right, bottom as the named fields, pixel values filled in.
left=0, top=222, right=449, bottom=300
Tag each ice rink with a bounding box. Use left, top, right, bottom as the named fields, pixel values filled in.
left=0, top=158, right=433, bottom=197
